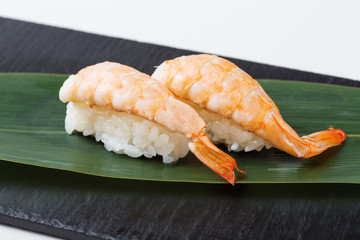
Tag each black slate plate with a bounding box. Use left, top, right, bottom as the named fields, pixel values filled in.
left=0, top=17, right=360, bottom=240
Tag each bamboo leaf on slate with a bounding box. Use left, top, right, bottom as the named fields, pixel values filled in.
left=0, top=73, right=359, bottom=184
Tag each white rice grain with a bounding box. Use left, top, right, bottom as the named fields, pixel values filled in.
left=65, top=102, right=189, bottom=163
left=185, top=101, right=272, bottom=152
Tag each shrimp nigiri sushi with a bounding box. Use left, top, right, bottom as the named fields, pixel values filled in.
left=59, top=62, right=243, bottom=184
left=152, top=54, right=346, bottom=158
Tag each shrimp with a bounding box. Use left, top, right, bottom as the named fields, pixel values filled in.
left=152, top=54, right=346, bottom=158
left=59, top=61, right=244, bottom=184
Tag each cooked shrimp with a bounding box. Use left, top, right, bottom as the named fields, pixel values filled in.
left=152, top=54, right=346, bottom=158
left=59, top=61, right=244, bottom=184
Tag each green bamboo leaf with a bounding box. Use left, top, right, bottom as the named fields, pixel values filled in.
left=0, top=73, right=358, bottom=184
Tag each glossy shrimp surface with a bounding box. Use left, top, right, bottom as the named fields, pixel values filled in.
left=152, top=54, right=346, bottom=158
left=59, top=62, right=243, bottom=184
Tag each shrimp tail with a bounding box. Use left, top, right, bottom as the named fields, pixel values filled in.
left=301, top=126, right=346, bottom=158
left=188, top=135, right=245, bottom=185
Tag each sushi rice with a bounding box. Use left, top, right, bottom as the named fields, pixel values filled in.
left=185, top=101, right=272, bottom=152
left=65, top=102, right=189, bottom=163
left=65, top=101, right=271, bottom=164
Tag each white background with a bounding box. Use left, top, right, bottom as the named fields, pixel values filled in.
left=0, top=0, right=359, bottom=239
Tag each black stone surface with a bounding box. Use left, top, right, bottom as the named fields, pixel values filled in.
left=0, top=17, right=359, bottom=240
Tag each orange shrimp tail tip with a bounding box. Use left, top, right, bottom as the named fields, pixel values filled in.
left=188, top=135, right=245, bottom=185
left=301, top=126, right=346, bottom=158
left=302, top=127, right=346, bottom=146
